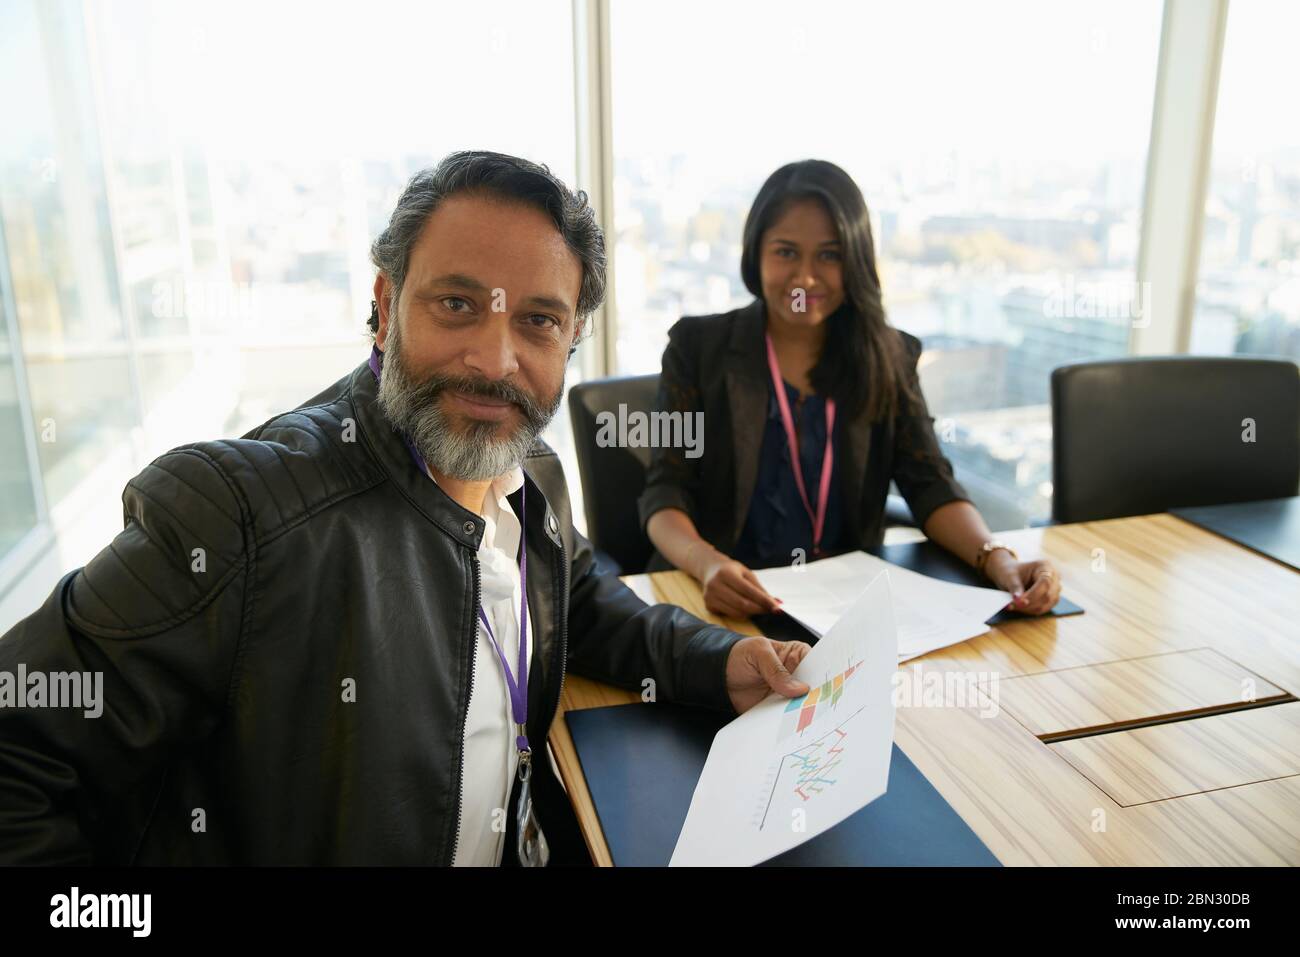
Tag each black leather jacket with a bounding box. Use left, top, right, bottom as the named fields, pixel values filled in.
left=0, top=359, right=744, bottom=864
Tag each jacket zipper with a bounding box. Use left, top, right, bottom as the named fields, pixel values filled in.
left=449, top=548, right=480, bottom=865
left=450, top=504, right=567, bottom=864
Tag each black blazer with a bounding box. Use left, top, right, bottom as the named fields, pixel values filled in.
left=637, top=299, right=970, bottom=569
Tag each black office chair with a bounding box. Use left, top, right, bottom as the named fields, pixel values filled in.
left=568, top=374, right=661, bottom=575
left=1050, top=356, right=1300, bottom=523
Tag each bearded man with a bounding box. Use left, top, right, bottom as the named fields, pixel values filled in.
left=0, top=151, right=810, bottom=866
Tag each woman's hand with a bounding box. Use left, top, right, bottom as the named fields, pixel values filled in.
left=982, top=551, right=1062, bottom=615
left=698, top=550, right=782, bottom=619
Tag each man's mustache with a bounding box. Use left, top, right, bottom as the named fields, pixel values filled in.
left=408, top=371, right=550, bottom=425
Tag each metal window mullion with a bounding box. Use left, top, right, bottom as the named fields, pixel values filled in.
left=572, top=0, right=616, bottom=380
left=1133, top=0, right=1230, bottom=356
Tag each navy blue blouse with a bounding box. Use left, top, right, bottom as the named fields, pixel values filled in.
left=733, top=377, right=844, bottom=570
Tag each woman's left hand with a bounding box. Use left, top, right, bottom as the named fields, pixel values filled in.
left=983, top=552, right=1062, bottom=615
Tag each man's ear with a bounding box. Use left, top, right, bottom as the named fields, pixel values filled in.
left=373, top=274, right=393, bottom=350
left=569, top=314, right=586, bottom=358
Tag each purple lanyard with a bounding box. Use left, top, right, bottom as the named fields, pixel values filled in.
left=368, top=346, right=531, bottom=756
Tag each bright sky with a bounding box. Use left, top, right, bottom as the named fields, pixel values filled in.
left=610, top=0, right=1165, bottom=178
left=1210, top=0, right=1300, bottom=158
left=86, top=0, right=577, bottom=175
left=4, top=0, right=1296, bottom=186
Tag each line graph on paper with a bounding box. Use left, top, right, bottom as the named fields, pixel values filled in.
left=776, top=659, right=863, bottom=742
left=756, top=704, right=868, bottom=832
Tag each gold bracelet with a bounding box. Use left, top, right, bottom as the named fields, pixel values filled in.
left=974, top=541, right=1018, bottom=576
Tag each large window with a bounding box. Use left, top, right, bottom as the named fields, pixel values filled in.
left=0, top=0, right=581, bottom=616
left=1192, top=0, right=1300, bottom=360
left=610, top=0, right=1163, bottom=527
left=0, top=0, right=137, bottom=511
left=84, top=0, right=579, bottom=447
left=2, top=0, right=1292, bottom=621
left=0, top=281, right=40, bottom=562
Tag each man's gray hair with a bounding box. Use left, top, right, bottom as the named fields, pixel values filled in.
left=368, top=150, right=606, bottom=352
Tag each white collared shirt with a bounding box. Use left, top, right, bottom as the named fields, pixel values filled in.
left=423, top=464, right=533, bottom=867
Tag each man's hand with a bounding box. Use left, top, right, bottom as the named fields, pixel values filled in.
left=725, top=635, right=811, bottom=714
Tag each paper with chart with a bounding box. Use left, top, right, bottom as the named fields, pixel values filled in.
left=670, top=571, right=897, bottom=867
left=753, top=551, right=1011, bottom=662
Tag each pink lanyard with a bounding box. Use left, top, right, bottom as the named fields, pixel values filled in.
left=764, top=333, right=836, bottom=556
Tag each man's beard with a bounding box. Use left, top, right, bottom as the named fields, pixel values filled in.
left=375, top=320, right=562, bottom=481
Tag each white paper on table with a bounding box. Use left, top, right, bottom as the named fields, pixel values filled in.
left=670, top=570, right=898, bottom=867
left=752, top=551, right=1010, bottom=662
left=620, top=572, right=659, bottom=608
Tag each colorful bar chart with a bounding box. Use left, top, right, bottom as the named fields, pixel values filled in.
left=777, top=661, right=861, bottom=741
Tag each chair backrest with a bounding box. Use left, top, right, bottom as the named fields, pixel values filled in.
left=1050, top=355, right=1299, bottom=523
left=567, top=374, right=661, bottom=574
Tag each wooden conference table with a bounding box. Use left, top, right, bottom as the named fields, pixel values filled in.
left=548, top=512, right=1300, bottom=866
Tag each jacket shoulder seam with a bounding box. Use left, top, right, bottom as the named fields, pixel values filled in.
left=65, top=555, right=248, bottom=639
left=65, top=447, right=255, bottom=639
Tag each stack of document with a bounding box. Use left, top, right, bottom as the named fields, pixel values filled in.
left=753, top=551, right=1011, bottom=662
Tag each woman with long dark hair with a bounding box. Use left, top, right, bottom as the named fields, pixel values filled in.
left=638, top=159, right=1062, bottom=618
